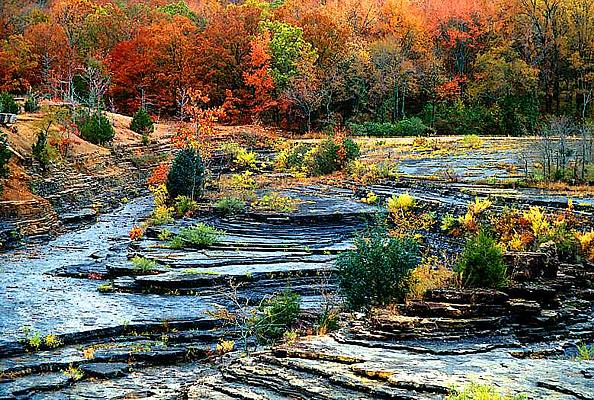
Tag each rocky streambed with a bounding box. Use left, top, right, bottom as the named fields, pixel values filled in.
left=0, top=179, right=593, bottom=399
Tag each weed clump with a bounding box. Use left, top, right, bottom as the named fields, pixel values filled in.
left=177, top=223, right=225, bottom=247
left=254, top=290, right=301, bottom=341
left=253, top=192, right=300, bottom=213
left=174, top=195, right=198, bottom=217
left=215, top=197, right=245, bottom=215
left=131, top=256, right=158, bottom=273
left=576, top=343, right=594, bottom=361
left=447, top=383, right=527, bottom=400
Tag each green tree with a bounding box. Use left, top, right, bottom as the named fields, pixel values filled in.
left=0, top=132, right=11, bottom=181
left=157, top=1, right=204, bottom=27
left=0, top=92, right=19, bottom=114
left=261, top=21, right=317, bottom=92
left=455, top=230, right=507, bottom=288
left=130, top=107, right=154, bottom=143
left=468, top=45, right=540, bottom=135
left=77, top=110, right=115, bottom=145
left=166, top=147, right=205, bottom=200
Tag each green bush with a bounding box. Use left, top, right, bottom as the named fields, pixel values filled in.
left=215, top=197, right=245, bottom=215
left=336, top=224, right=420, bottom=310
left=177, top=223, right=224, bottom=247
left=32, top=129, right=50, bottom=167
left=77, top=111, right=115, bottom=145
left=275, top=143, right=311, bottom=171
left=276, top=136, right=359, bottom=176
left=254, top=290, right=301, bottom=340
left=309, top=137, right=360, bottom=176
left=24, top=96, right=39, bottom=113
left=166, top=147, right=205, bottom=200
left=350, top=118, right=433, bottom=137
left=0, top=92, right=19, bottom=114
left=131, top=256, right=158, bottom=273
left=0, top=133, right=11, bottom=178
left=130, top=108, right=154, bottom=142
left=168, top=235, right=185, bottom=249
left=349, top=122, right=393, bottom=136
left=455, top=231, right=507, bottom=288
left=174, top=195, right=198, bottom=217
left=447, top=383, right=527, bottom=400
left=0, top=133, right=11, bottom=193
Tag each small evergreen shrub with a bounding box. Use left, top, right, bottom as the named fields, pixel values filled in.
left=166, top=147, right=205, bottom=200
left=455, top=231, right=507, bottom=288
left=309, top=139, right=341, bottom=175
left=336, top=224, right=421, bottom=310
left=31, top=136, right=49, bottom=167
left=32, top=129, right=50, bottom=167
left=24, top=96, right=40, bottom=113
left=0, top=133, right=11, bottom=183
left=130, top=108, right=154, bottom=142
left=177, top=223, right=224, bottom=247
left=215, top=197, right=245, bottom=215
left=254, top=290, right=301, bottom=340
left=0, top=92, right=19, bottom=114
left=77, top=111, right=115, bottom=145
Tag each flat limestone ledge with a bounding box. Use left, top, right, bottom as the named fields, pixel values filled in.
left=188, top=335, right=594, bottom=400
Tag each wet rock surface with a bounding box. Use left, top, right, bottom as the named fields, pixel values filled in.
left=188, top=334, right=592, bottom=400
left=1, top=174, right=593, bottom=398
left=0, top=134, right=173, bottom=245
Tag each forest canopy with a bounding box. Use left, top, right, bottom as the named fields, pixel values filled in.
left=0, top=0, right=592, bottom=134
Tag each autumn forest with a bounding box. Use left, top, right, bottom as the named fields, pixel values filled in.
left=1, top=0, right=593, bottom=134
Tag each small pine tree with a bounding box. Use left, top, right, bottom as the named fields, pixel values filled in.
left=77, top=110, right=115, bottom=145
left=166, top=147, right=205, bottom=200
left=130, top=108, right=154, bottom=143
left=0, top=133, right=12, bottom=194
left=455, top=230, right=508, bottom=288
left=24, top=96, right=40, bottom=113
left=0, top=92, right=19, bottom=114
left=32, top=129, right=50, bottom=168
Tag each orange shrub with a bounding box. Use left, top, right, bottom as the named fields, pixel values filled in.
left=129, top=225, right=144, bottom=241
